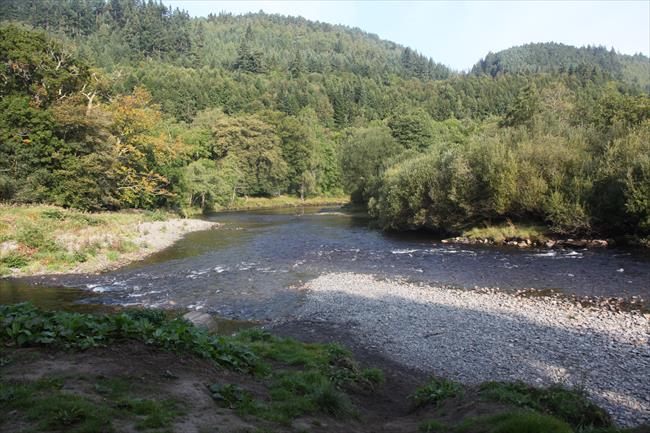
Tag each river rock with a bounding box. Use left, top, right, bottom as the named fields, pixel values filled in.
left=183, top=311, right=217, bottom=330
left=0, top=240, right=19, bottom=257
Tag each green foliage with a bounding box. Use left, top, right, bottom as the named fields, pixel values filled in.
left=210, top=383, right=253, bottom=408
left=388, top=108, right=435, bottom=151
left=479, top=381, right=612, bottom=429
left=340, top=125, right=403, bottom=203
left=456, top=410, right=573, bottom=433
left=0, top=7, right=649, bottom=242
left=368, top=91, right=650, bottom=237
left=411, top=377, right=462, bottom=408
left=116, top=397, right=180, bottom=430
left=1, top=378, right=114, bottom=433
left=0, top=24, right=89, bottom=105
left=0, top=252, right=29, bottom=269
left=0, top=303, right=261, bottom=373
left=209, top=113, right=288, bottom=197
left=0, top=304, right=378, bottom=425
left=1, top=375, right=183, bottom=432
left=419, top=420, right=447, bottom=433
left=472, top=42, right=649, bottom=91
left=360, top=367, right=385, bottom=385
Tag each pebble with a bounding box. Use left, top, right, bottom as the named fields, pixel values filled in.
left=294, top=272, right=650, bottom=427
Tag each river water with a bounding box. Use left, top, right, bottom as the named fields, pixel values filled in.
left=2, top=207, right=649, bottom=319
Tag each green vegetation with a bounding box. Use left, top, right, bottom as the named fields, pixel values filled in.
left=0, top=303, right=377, bottom=429
left=462, top=223, right=549, bottom=243
left=362, top=86, right=649, bottom=238
left=472, top=43, right=650, bottom=91
left=453, top=410, right=573, bottom=433
left=0, top=302, right=261, bottom=372
left=0, top=2, right=648, bottom=241
left=411, top=376, right=462, bottom=408
left=215, top=195, right=349, bottom=212
left=0, top=205, right=169, bottom=275
left=0, top=303, right=637, bottom=432
left=478, top=381, right=611, bottom=429
left=0, top=375, right=183, bottom=433
left=206, top=328, right=379, bottom=424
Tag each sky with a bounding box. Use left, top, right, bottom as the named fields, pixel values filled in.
left=163, top=1, right=650, bottom=71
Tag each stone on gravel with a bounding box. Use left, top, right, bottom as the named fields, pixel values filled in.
left=292, top=272, right=650, bottom=427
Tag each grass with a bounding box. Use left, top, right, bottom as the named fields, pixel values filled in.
left=462, top=222, right=549, bottom=243
left=419, top=419, right=447, bottom=432
left=0, top=204, right=174, bottom=276
left=214, top=195, right=349, bottom=212
left=213, top=328, right=372, bottom=424
left=421, top=409, right=638, bottom=433
left=478, top=381, right=612, bottom=429
left=411, top=376, right=462, bottom=408
left=454, top=410, right=573, bottom=433
left=0, top=304, right=375, bottom=428
left=0, top=304, right=627, bottom=433
left=0, top=375, right=183, bottom=433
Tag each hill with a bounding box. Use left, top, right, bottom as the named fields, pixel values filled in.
left=0, top=1, right=648, bottom=241
left=472, top=42, right=650, bottom=90
left=0, top=0, right=451, bottom=81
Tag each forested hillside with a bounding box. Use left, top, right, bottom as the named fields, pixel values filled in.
left=1, top=0, right=649, bottom=239
left=472, top=42, right=650, bottom=91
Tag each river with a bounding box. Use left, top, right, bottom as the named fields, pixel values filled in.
left=1, top=206, right=649, bottom=318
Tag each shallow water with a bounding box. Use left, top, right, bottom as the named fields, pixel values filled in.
left=2, top=207, right=649, bottom=319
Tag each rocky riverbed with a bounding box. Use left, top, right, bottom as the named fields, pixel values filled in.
left=291, top=272, right=650, bottom=427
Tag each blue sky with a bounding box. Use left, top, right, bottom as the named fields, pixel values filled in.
left=163, top=1, right=650, bottom=71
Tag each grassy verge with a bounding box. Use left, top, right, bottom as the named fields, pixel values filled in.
left=0, top=303, right=379, bottom=431
left=461, top=222, right=549, bottom=244
left=0, top=303, right=639, bottom=433
left=414, top=378, right=635, bottom=433
left=0, top=376, right=182, bottom=433
left=213, top=195, right=349, bottom=212
left=0, top=205, right=181, bottom=276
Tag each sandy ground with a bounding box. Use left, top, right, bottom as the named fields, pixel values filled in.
left=3, top=218, right=218, bottom=277
left=74, top=219, right=219, bottom=274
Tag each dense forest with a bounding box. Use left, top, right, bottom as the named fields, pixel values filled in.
left=472, top=42, right=650, bottom=91
left=1, top=0, right=649, bottom=238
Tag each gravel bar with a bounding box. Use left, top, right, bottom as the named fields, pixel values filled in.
left=293, top=272, right=650, bottom=427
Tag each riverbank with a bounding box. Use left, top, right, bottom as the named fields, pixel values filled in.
left=212, top=195, right=349, bottom=212
left=290, top=272, right=650, bottom=427
left=444, top=223, right=616, bottom=249
left=0, top=205, right=217, bottom=277
left=1, top=304, right=635, bottom=433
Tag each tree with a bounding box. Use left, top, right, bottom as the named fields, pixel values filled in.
left=0, top=24, right=89, bottom=106
left=234, top=24, right=264, bottom=73
left=387, top=109, right=434, bottom=150
left=108, top=88, right=180, bottom=208
left=500, top=82, right=539, bottom=129
left=340, top=126, right=403, bottom=203
left=289, top=50, right=305, bottom=78
left=210, top=114, right=287, bottom=196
